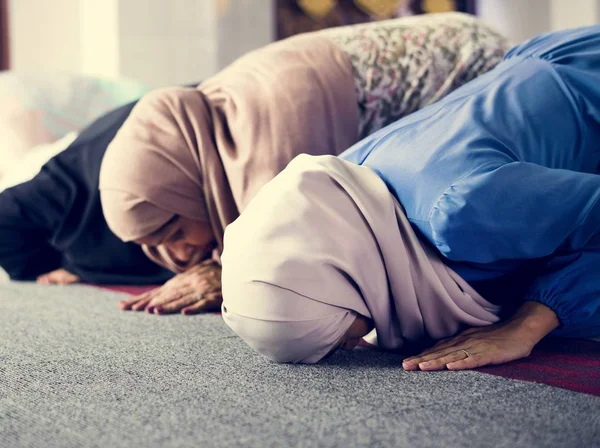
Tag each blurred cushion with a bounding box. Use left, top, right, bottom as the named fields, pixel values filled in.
left=0, top=132, right=78, bottom=193
left=0, top=72, right=148, bottom=180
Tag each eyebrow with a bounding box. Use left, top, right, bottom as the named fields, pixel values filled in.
left=165, top=228, right=184, bottom=243
left=143, top=215, right=179, bottom=244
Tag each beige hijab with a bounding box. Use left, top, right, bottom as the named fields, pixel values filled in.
left=221, top=155, right=501, bottom=363
left=99, top=34, right=359, bottom=271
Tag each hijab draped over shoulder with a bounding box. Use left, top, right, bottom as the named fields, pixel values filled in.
left=99, top=34, right=359, bottom=271
left=220, top=155, right=501, bottom=363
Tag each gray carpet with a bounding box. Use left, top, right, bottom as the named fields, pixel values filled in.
left=1, top=282, right=599, bottom=448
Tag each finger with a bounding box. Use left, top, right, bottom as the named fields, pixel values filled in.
left=418, top=350, right=472, bottom=371
left=57, top=274, right=80, bottom=285
left=446, top=352, right=485, bottom=370
left=193, top=279, right=222, bottom=294
left=44, top=276, right=63, bottom=285
left=403, top=338, right=461, bottom=363
left=403, top=339, right=461, bottom=364
left=149, top=286, right=194, bottom=307
left=129, top=296, right=154, bottom=312
left=119, top=289, right=158, bottom=310
left=37, top=273, right=63, bottom=285
left=147, top=286, right=195, bottom=309
left=181, top=294, right=223, bottom=315
left=402, top=346, right=463, bottom=370
left=154, top=294, right=201, bottom=315
left=37, top=275, right=51, bottom=285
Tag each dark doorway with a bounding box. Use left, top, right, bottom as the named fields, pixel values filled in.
left=0, top=0, right=9, bottom=70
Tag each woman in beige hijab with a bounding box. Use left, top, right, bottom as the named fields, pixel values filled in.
left=222, top=25, right=600, bottom=368
left=221, top=155, right=503, bottom=363
left=99, top=12, right=507, bottom=315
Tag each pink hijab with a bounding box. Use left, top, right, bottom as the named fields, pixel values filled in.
left=99, top=34, right=359, bottom=271
left=221, top=155, right=501, bottom=363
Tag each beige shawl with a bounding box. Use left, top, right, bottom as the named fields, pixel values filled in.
left=221, top=155, right=501, bottom=363
left=99, top=34, right=358, bottom=271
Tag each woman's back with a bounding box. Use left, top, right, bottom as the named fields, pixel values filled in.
left=0, top=101, right=173, bottom=284
left=341, top=25, right=600, bottom=265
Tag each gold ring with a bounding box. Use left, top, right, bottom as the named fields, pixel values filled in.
left=462, top=349, right=471, bottom=358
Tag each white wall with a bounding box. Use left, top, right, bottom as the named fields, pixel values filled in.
left=79, top=0, right=120, bottom=78
left=8, top=0, right=274, bottom=87
left=551, top=0, right=600, bottom=30
left=217, top=0, right=274, bottom=69
left=477, top=0, right=600, bottom=45
left=116, top=0, right=219, bottom=87
left=9, top=0, right=82, bottom=72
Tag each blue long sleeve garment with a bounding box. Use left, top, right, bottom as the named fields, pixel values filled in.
left=339, top=26, right=600, bottom=338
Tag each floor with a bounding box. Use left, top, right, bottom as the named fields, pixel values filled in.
left=1, top=282, right=599, bottom=447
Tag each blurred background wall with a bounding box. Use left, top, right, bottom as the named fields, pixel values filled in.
left=478, top=0, right=600, bottom=45
left=2, top=0, right=600, bottom=87
left=5, top=0, right=274, bottom=87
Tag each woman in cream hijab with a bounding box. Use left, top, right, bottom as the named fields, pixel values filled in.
left=99, top=13, right=507, bottom=315
left=221, top=155, right=503, bottom=363
left=221, top=26, right=600, bottom=370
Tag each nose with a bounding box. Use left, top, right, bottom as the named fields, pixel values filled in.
left=166, top=241, right=195, bottom=263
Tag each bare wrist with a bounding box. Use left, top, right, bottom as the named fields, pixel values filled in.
left=510, top=301, right=559, bottom=345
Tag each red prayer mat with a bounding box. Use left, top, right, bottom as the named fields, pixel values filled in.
left=478, top=337, right=600, bottom=397
left=95, top=285, right=158, bottom=295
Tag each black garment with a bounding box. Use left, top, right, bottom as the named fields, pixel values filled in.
left=0, top=100, right=174, bottom=284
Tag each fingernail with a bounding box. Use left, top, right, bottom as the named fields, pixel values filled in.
left=154, top=306, right=164, bottom=315
left=146, top=306, right=154, bottom=313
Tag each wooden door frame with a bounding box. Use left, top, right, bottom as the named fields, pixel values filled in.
left=0, top=0, right=9, bottom=70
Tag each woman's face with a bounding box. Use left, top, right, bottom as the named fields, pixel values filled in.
left=324, top=315, right=374, bottom=359
left=137, top=216, right=216, bottom=264
left=341, top=315, right=374, bottom=350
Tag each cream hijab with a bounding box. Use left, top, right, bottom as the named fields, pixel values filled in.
left=99, top=34, right=358, bottom=271
left=221, top=155, right=501, bottom=363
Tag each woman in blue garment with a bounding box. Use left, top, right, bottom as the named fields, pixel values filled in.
left=341, top=25, right=600, bottom=370
left=220, top=26, right=600, bottom=368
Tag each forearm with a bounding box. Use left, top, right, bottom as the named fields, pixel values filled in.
left=523, top=239, right=600, bottom=339
left=507, top=301, right=559, bottom=346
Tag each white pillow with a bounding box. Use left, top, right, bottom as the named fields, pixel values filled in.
left=0, top=132, right=78, bottom=193
left=0, top=72, right=148, bottom=180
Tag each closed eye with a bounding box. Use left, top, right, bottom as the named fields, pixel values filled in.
left=166, top=229, right=184, bottom=243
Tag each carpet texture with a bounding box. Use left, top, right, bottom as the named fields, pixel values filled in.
left=1, top=282, right=599, bottom=448
left=101, top=284, right=600, bottom=397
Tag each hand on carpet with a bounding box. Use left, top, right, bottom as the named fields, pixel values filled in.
left=36, top=268, right=81, bottom=285
left=402, top=302, right=560, bottom=371
left=118, top=260, right=222, bottom=315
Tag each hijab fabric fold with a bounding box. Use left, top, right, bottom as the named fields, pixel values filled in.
left=221, top=155, right=501, bottom=363
left=99, top=34, right=359, bottom=271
